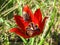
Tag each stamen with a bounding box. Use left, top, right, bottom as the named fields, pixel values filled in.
left=26, top=22, right=40, bottom=36
left=31, top=27, right=33, bottom=30
left=26, top=30, right=34, bottom=36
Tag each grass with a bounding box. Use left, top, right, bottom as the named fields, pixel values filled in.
left=0, top=0, right=60, bottom=45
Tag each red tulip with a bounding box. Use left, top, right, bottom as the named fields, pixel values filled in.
left=9, top=5, right=48, bottom=38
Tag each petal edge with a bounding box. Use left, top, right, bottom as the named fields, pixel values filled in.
left=9, top=28, right=30, bottom=38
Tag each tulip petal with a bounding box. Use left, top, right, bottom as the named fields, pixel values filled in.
left=23, top=5, right=34, bottom=22
left=32, top=17, right=48, bottom=36
left=32, top=30, right=41, bottom=37
left=32, top=17, right=40, bottom=25
left=14, top=15, right=28, bottom=31
left=9, top=28, right=30, bottom=38
left=40, top=17, right=48, bottom=33
left=34, top=9, right=42, bottom=22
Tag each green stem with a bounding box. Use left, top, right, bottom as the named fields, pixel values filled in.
left=20, top=36, right=27, bottom=44
left=30, top=38, right=35, bottom=45
left=16, top=0, right=22, bottom=15
left=38, top=8, right=57, bottom=45
left=0, top=5, right=18, bottom=16
left=0, top=0, right=8, bottom=8
left=38, top=0, right=56, bottom=45
left=0, top=0, right=12, bottom=12
left=4, top=6, right=18, bottom=16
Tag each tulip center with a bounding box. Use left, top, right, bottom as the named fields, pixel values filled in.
left=26, top=22, right=40, bottom=36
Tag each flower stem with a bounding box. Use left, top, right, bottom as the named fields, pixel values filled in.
left=20, top=36, right=27, bottom=44
left=30, top=38, right=35, bottom=45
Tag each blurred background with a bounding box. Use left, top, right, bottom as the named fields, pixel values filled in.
left=0, top=0, right=60, bottom=45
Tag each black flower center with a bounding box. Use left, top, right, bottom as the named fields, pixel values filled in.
left=26, top=22, right=40, bottom=36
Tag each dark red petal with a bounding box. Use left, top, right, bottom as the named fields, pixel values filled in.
left=31, top=17, right=48, bottom=37
left=9, top=28, right=30, bottom=38
left=32, top=30, right=41, bottom=37
left=14, top=15, right=28, bottom=31
left=34, top=9, right=42, bottom=22
left=40, top=17, right=48, bottom=33
left=23, top=5, right=34, bottom=22
left=32, top=17, right=40, bottom=25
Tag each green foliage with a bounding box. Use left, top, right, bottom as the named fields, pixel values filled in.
left=0, top=0, right=60, bottom=45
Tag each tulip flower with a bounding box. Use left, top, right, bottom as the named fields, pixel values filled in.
left=9, top=5, right=48, bottom=38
